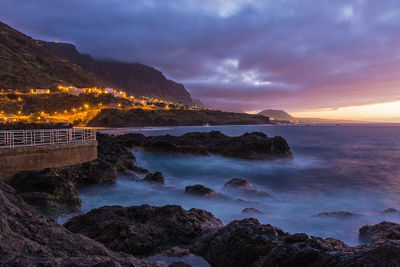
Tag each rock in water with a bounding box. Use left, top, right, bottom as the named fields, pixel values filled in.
left=224, top=178, right=270, bottom=197
left=185, top=185, right=223, bottom=198
left=143, top=171, right=165, bottom=184
left=9, top=170, right=82, bottom=214
left=224, top=178, right=252, bottom=189
left=97, top=132, right=143, bottom=173
left=113, top=131, right=293, bottom=160
left=359, top=221, right=400, bottom=243
left=193, top=218, right=400, bottom=267
left=0, top=181, right=158, bottom=266
left=53, top=158, right=117, bottom=184
left=242, top=208, right=262, bottom=214
left=64, top=205, right=223, bottom=257
left=192, top=218, right=287, bottom=267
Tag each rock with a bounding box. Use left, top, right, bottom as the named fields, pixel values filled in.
left=97, top=132, right=143, bottom=173
left=0, top=181, right=158, bottom=266
left=64, top=205, right=223, bottom=257
left=52, top=158, right=117, bottom=184
left=242, top=208, right=262, bottom=214
left=193, top=218, right=400, bottom=267
left=224, top=178, right=270, bottom=197
left=185, top=185, right=223, bottom=198
left=111, top=131, right=293, bottom=160
left=143, top=171, right=165, bottom=184
left=192, top=218, right=287, bottom=267
left=382, top=208, right=399, bottom=214
left=9, top=170, right=81, bottom=214
left=313, top=211, right=361, bottom=217
left=224, top=178, right=252, bottom=189
left=169, top=261, right=192, bottom=267
left=359, top=221, right=400, bottom=243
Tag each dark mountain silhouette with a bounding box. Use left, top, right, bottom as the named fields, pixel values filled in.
left=0, top=21, right=194, bottom=105
left=0, top=22, right=105, bottom=89
left=43, top=42, right=194, bottom=105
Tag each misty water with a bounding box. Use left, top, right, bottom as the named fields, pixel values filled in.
left=77, top=124, right=400, bottom=246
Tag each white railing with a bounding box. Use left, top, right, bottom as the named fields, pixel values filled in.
left=0, top=128, right=96, bottom=149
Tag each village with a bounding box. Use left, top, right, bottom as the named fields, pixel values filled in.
left=0, top=85, right=205, bottom=125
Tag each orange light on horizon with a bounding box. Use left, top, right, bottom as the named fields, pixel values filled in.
left=291, top=100, right=400, bottom=122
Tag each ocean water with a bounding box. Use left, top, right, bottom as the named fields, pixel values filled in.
left=77, top=124, right=400, bottom=246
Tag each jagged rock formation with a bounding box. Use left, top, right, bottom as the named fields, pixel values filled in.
left=359, top=221, right=400, bottom=244
left=113, top=131, right=292, bottom=160
left=64, top=205, right=223, bottom=257
left=0, top=181, right=158, bottom=266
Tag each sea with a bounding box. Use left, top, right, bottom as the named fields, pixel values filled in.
left=75, top=124, right=400, bottom=246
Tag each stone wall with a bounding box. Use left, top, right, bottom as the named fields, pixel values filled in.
left=0, top=142, right=98, bottom=181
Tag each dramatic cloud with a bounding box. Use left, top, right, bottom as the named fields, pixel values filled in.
left=2, top=0, right=400, bottom=114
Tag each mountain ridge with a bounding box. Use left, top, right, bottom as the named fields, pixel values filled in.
left=0, top=21, right=194, bottom=105
left=42, top=41, right=194, bottom=105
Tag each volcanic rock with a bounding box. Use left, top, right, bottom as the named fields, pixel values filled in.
left=97, top=132, right=144, bottom=174
left=9, top=170, right=81, bottom=214
left=224, top=178, right=270, bottom=197
left=143, top=171, right=165, bottom=184
left=53, top=158, right=117, bottom=184
left=193, top=218, right=400, bottom=267
left=224, top=178, right=252, bottom=189
left=185, top=185, right=223, bottom=198
left=242, top=208, right=262, bottom=214
left=0, top=181, right=158, bottom=266
left=359, top=221, right=400, bottom=244
left=64, top=205, right=223, bottom=257
left=112, top=131, right=293, bottom=160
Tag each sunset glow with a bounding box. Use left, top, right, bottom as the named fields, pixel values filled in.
left=291, top=100, right=400, bottom=122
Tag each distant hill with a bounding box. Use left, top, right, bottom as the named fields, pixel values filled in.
left=0, top=22, right=105, bottom=89
left=43, top=42, right=194, bottom=105
left=258, top=109, right=295, bottom=121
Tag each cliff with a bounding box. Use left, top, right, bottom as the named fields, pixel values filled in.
left=43, top=42, right=194, bottom=105
left=0, top=22, right=105, bottom=89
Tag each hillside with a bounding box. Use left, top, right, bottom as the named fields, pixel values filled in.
left=258, top=109, right=295, bottom=121
left=0, top=22, right=105, bottom=89
left=43, top=42, right=194, bottom=105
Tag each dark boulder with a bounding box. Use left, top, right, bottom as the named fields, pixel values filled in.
left=192, top=218, right=287, bottom=267
left=97, top=132, right=143, bottom=173
left=359, top=221, right=400, bottom=244
left=193, top=218, right=400, bottom=267
left=0, top=181, right=158, bottom=266
left=64, top=205, right=223, bottom=257
left=223, top=178, right=270, bottom=197
left=224, top=178, right=252, bottom=189
left=143, top=171, right=165, bottom=184
left=242, top=208, right=262, bottom=214
left=53, top=158, right=117, bottom=184
left=185, top=185, right=223, bottom=198
left=9, top=170, right=81, bottom=214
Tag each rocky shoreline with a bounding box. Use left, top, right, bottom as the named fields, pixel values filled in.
left=114, top=131, right=293, bottom=160
left=2, top=131, right=400, bottom=266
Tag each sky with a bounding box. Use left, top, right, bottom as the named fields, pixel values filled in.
left=1, top=0, right=400, bottom=121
